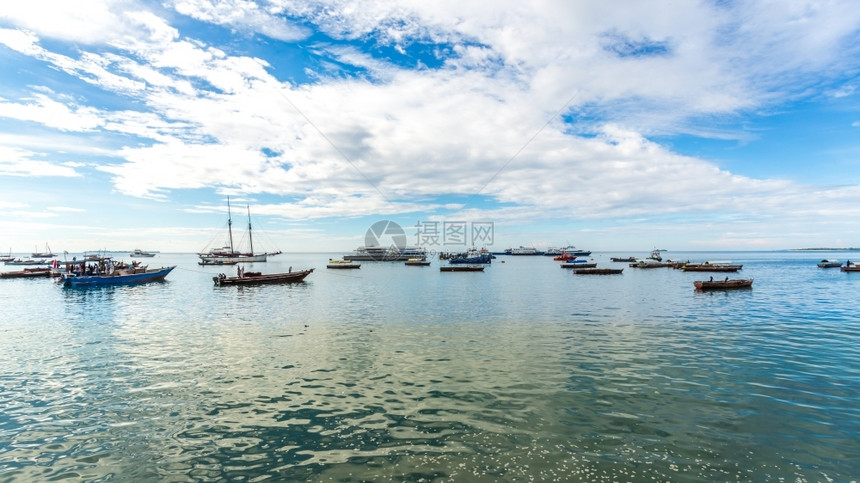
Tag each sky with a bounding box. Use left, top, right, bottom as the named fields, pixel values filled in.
left=1, top=0, right=859, bottom=255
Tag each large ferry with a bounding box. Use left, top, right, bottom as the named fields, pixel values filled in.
left=544, top=245, right=592, bottom=257
left=343, top=245, right=427, bottom=261
left=509, top=246, right=544, bottom=256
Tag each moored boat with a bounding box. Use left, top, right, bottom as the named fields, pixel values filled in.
left=630, top=259, right=673, bottom=268
left=841, top=261, right=860, bottom=272
left=0, top=267, right=53, bottom=279
left=510, top=246, right=543, bottom=256
left=61, top=264, right=175, bottom=287
left=405, top=258, right=431, bottom=266
left=448, top=249, right=492, bottom=264
left=4, top=258, right=50, bottom=266
left=817, top=259, right=841, bottom=268
left=560, top=261, right=597, bottom=269
left=213, top=268, right=313, bottom=286
left=572, top=268, right=623, bottom=275
left=31, top=243, right=55, bottom=258
left=610, top=257, right=637, bottom=262
left=343, top=245, right=426, bottom=261
left=682, top=261, right=743, bottom=272
left=327, top=259, right=360, bottom=269
left=694, top=278, right=753, bottom=290
left=198, top=198, right=279, bottom=264
left=130, top=249, right=156, bottom=257
left=441, top=265, right=484, bottom=272
left=199, top=259, right=238, bottom=266
left=545, top=245, right=591, bottom=257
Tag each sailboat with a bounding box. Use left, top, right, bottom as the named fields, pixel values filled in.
left=32, top=243, right=56, bottom=258
left=198, top=198, right=279, bottom=264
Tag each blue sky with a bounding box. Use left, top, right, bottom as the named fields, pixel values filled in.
left=1, top=0, right=859, bottom=254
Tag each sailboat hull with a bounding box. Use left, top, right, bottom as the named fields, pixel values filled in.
left=199, top=254, right=268, bottom=263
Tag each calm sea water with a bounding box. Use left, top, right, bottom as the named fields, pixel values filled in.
left=1, top=251, right=859, bottom=482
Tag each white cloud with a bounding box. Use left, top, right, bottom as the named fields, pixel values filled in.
left=1, top=1, right=860, bottom=250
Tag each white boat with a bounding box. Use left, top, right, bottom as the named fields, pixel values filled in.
left=343, top=245, right=426, bottom=261
left=510, top=246, right=543, bottom=255
left=199, top=198, right=280, bottom=264
left=545, top=245, right=592, bottom=257
left=130, top=249, right=156, bottom=257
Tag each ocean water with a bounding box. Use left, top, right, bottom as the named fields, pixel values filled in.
left=1, top=251, right=859, bottom=482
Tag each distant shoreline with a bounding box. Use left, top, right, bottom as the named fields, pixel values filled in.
left=789, top=248, right=860, bottom=251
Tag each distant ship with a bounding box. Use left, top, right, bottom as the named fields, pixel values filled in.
left=343, top=245, right=427, bottom=261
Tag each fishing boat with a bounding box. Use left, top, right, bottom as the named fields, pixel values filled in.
left=440, top=265, right=484, bottom=272
left=199, top=198, right=280, bottom=264
left=327, top=259, right=360, bottom=269
left=610, top=257, right=637, bottom=262
left=682, top=261, right=743, bottom=272
left=448, top=248, right=492, bottom=264
left=560, top=261, right=597, bottom=269
left=694, top=278, right=753, bottom=291
left=841, top=261, right=860, bottom=272
left=130, top=249, right=156, bottom=258
left=4, top=258, right=49, bottom=266
left=404, top=258, right=431, bottom=266
left=572, top=268, right=623, bottom=275
left=213, top=268, right=313, bottom=286
left=198, top=259, right=238, bottom=266
left=0, top=249, right=13, bottom=262
left=817, top=259, right=841, bottom=268
left=31, top=243, right=55, bottom=258
left=0, top=267, right=52, bottom=279
left=60, top=263, right=175, bottom=287
left=629, top=259, right=673, bottom=268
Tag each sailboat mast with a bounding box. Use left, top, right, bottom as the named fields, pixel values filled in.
left=247, top=205, right=254, bottom=255
left=227, top=197, right=235, bottom=254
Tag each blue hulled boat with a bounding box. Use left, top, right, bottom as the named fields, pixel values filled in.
left=448, top=249, right=493, bottom=264
left=61, top=265, right=176, bottom=287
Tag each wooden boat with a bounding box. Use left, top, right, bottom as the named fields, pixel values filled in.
left=0, top=267, right=52, bottom=279
left=198, top=197, right=279, bottom=264
left=572, top=268, right=623, bottom=275
left=61, top=265, right=176, bottom=287
left=327, top=259, right=360, bottom=269
left=4, top=258, right=49, bottom=266
left=694, top=278, right=753, bottom=291
left=841, top=263, right=860, bottom=272
left=560, top=262, right=597, bottom=269
left=31, top=243, right=55, bottom=258
left=213, top=268, right=313, bottom=286
left=817, top=259, right=841, bottom=268
left=199, top=259, right=238, bottom=266
left=440, top=265, right=484, bottom=272
left=610, top=257, right=637, bottom=262
left=629, top=260, right=673, bottom=268
left=404, top=258, right=431, bottom=266
left=682, top=261, right=743, bottom=272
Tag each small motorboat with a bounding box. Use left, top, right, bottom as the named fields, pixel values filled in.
left=694, top=278, right=753, bottom=291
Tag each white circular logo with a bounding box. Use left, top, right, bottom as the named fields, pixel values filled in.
left=365, top=220, right=407, bottom=260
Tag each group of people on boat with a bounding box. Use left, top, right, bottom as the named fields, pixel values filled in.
left=62, top=258, right=142, bottom=276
